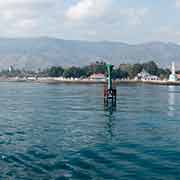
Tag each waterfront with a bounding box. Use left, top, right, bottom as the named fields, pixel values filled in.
left=1, top=82, right=180, bottom=179
left=2, top=77, right=180, bottom=86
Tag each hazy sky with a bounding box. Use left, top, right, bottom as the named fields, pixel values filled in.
left=0, top=0, right=180, bottom=43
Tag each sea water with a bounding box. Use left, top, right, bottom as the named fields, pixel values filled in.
left=0, top=82, right=180, bottom=179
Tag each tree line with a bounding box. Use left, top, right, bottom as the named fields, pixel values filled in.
left=42, top=61, right=171, bottom=80
left=0, top=61, right=171, bottom=80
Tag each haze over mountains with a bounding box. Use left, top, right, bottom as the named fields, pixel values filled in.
left=0, top=37, right=179, bottom=70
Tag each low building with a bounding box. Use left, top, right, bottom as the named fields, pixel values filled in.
left=177, top=74, right=180, bottom=80
left=135, top=69, right=160, bottom=81
left=89, top=73, right=106, bottom=81
left=27, top=76, right=37, bottom=81
left=169, top=74, right=178, bottom=81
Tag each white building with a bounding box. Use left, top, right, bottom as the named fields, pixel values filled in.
left=135, top=69, right=160, bottom=81
left=8, top=65, right=14, bottom=72
left=169, top=62, right=178, bottom=82
left=89, top=73, right=106, bottom=81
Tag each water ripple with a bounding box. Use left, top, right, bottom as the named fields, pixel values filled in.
left=0, top=83, right=180, bottom=179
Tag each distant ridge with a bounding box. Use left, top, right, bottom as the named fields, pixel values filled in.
left=0, top=37, right=179, bottom=70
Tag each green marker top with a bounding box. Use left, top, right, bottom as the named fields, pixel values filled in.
left=106, top=64, right=114, bottom=90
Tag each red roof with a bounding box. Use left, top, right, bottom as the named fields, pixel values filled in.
left=90, top=73, right=105, bottom=79
left=177, top=74, right=180, bottom=79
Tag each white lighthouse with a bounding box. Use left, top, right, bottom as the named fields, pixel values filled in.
left=169, top=62, right=177, bottom=82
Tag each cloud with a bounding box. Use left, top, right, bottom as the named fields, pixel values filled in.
left=146, top=26, right=180, bottom=43
left=66, top=0, right=148, bottom=28
left=15, top=19, right=37, bottom=30
left=119, top=8, right=148, bottom=26
left=0, top=0, right=154, bottom=43
left=66, top=0, right=109, bottom=21
left=176, top=0, right=180, bottom=8
left=0, top=0, right=65, bottom=36
left=0, top=0, right=149, bottom=39
left=157, top=26, right=180, bottom=37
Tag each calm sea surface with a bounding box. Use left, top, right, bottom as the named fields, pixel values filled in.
left=1, top=82, right=180, bottom=179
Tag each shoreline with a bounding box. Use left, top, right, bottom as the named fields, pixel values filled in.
left=0, top=77, right=180, bottom=86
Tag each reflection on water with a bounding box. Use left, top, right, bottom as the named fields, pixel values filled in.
left=104, top=103, right=117, bottom=138
left=168, top=86, right=176, bottom=117
left=104, top=103, right=116, bottom=115
left=1, top=83, right=180, bottom=179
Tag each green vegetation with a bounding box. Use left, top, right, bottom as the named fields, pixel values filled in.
left=0, top=61, right=172, bottom=80
left=47, top=66, right=64, bottom=77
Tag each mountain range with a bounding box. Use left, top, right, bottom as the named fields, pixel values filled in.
left=0, top=37, right=179, bottom=70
